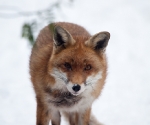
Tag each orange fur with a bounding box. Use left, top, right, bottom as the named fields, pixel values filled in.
left=30, top=22, right=110, bottom=125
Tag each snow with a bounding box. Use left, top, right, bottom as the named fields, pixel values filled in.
left=0, top=0, right=150, bottom=125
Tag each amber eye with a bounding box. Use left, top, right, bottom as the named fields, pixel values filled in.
left=84, top=65, right=92, bottom=71
left=64, top=62, right=72, bottom=70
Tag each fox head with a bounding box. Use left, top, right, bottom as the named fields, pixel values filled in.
left=48, top=24, right=110, bottom=96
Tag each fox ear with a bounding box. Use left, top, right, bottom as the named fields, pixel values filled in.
left=50, top=23, right=75, bottom=53
left=86, top=31, right=110, bottom=52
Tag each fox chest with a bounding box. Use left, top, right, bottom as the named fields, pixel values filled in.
left=45, top=89, right=81, bottom=107
left=45, top=89, right=94, bottom=110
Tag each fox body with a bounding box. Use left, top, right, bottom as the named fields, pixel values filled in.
left=30, top=22, right=110, bottom=125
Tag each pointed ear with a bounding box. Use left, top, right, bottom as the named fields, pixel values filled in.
left=85, top=31, right=110, bottom=52
left=50, top=23, right=75, bottom=50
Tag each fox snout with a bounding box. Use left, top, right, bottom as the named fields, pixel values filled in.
left=50, top=68, right=86, bottom=96
left=66, top=73, right=87, bottom=95
left=67, top=82, right=86, bottom=96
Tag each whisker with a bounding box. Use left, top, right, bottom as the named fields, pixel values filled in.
left=51, top=72, right=68, bottom=83
left=86, top=78, right=100, bottom=85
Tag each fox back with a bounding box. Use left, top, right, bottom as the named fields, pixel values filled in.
left=30, top=22, right=110, bottom=125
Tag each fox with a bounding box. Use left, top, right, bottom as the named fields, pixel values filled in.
left=30, top=22, right=110, bottom=125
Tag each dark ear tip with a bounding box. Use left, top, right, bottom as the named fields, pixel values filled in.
left=49, top=23, right=61, bottom=31
left=54, top=25, right=61, bottom=30
left=54, top=25, right=65, bottom=34
left=101, top=31, right=110, bottom=39
left=49, top=23, right=58, bottom=33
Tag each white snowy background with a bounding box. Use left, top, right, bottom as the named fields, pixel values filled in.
left=0, top=0, right=150, bottom=125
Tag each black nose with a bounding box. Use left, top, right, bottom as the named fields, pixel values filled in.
left=72, top=84, right=81, bottom=92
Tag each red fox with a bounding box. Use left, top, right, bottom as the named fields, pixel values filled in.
left=30, top=22, right=110, bottom=125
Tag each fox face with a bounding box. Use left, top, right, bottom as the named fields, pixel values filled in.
left=48, top=24, right=110, bottom=97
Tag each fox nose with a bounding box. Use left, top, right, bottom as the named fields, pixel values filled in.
left=72, top=84, right=81, bottom=92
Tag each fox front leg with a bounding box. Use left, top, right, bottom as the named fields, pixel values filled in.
left=36, top=102, right=50, bottom=125
left=69, top=112, right=78, bottom=125
left=79, top=108, right=91, bottom=125
left=36, top=104, right=61, bottom=125
left=50, top=109, right=61, bottom=125
left=66, top=108, right=91, bottom=125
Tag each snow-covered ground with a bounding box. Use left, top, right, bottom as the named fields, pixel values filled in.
left=0, top=0, right=150, bottom=125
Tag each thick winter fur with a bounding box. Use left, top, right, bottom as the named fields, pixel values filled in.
left=30, top=22, right=110, bottom=125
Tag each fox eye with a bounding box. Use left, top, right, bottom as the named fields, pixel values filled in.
left=84, top=64, right=92, bottom=71
left=64, top=62, right=72, bottom=70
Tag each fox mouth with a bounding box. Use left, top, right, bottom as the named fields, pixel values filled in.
left=45, top=88, right=82, bottom=107
left=71, top=92, right=81, bottom=96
